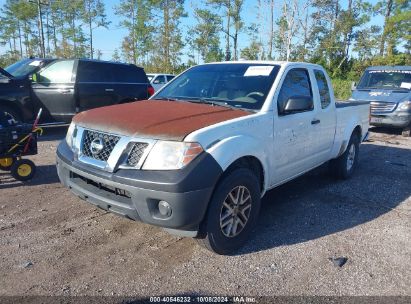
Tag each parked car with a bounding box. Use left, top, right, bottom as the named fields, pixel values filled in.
left=0, top=59, right=154, bottom=124
left=351, top=66, right=411, bottom=136
left=147, top=73, right=175, bottom=91
left=57, top=61, right=370, bottom=254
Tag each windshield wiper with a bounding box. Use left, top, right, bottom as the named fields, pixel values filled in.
left=153, top=96, right=246, bottom=110
left=187, top=97, right=240, bottom=110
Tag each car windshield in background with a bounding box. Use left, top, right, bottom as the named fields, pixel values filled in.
left=153, top=63, right=280, bottom=110
left=357, top=70, right=411, bottom=90
left=5, top=58, right=43, bottom=78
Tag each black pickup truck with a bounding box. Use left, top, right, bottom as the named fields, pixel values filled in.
left=0, top=58, right=153, bottom=124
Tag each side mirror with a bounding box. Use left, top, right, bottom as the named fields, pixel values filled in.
left=30, top=73, right=39, bottom=82
left=280, top=96, right=313, bottom=115
left=351, top=81, right=357, bottom=91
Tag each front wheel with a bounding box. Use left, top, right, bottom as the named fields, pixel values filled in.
left=196, top=168, right=261, bottom=255
left=329, top=132, right=360, bottom=179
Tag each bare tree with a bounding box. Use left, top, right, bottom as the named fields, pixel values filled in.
left=268, top=0, right=275, bottom=59
left=280, top=0, right=299, bottom=61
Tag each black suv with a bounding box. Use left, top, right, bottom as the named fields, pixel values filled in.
left=0, top=58, right=153, bottom=124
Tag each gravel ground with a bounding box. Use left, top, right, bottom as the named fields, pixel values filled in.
left=0, top=127, right=410, bottom=297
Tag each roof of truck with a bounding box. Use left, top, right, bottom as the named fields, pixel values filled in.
left=204, top=60, right=325, bottom=69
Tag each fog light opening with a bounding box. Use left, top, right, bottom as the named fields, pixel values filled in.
left=158, top=200, right=172, bottom=217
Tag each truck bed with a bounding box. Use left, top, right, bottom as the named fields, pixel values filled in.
left=330, top=101, right=370, bottom=158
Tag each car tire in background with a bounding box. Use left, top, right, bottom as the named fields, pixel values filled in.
left=196, top=168, right=261, bottom=255
left=401, top=125, right=411, bottom=137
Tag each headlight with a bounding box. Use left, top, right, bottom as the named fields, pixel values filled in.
left=65, top=122, right=76, bottom=149
left=142, top=141, right=203, bottom=170
left=398, top=101, right=411, bottom=111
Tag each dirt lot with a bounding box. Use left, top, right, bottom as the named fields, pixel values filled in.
left=0, top=127, right=410, bottom=297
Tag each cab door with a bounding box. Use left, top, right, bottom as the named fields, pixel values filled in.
left=310, top=69, right=336, bottom=163
left=31, top=60, right=76, bottom=123
left=271, top=68, right=319, bottom=185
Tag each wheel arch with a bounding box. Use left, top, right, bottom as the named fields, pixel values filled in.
left=223, top=156, right=265, bottom=193
left=205, top=135, right=270, bottom=195
left=353, top=125, right=362, bottom=139
left=338, top=124, right=363, bottom=156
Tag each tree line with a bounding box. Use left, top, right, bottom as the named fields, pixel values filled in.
left=0, top=0, right=410, bottom=84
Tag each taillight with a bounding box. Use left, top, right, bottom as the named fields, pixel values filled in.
left=148, top=85, right=155, bottom=97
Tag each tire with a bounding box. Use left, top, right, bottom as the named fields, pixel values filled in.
left=196, top=168, right=261, bottom=255
left=11, top=159, right=36, bottom=181
left=0, top=157, right=16, bottom=171
left=402, top=125, right=411, bottom=137
left=329, top=132, right=360, bottom=179
left=0, top=106, right=22, bottom=123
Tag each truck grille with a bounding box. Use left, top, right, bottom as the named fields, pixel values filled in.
left=370, top=101, right=397, bottom=114
left=82, top=130, right=120, bottom=161
left=127, top=142, right=149, bottom=166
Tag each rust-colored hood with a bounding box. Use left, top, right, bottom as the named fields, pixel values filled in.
left=73, top=100, right=251, bottom=141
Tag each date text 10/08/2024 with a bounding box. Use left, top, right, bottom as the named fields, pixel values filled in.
left=149, top=296, right=257, bottom=303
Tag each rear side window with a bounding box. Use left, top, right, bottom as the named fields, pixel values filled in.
left=38, top=60, right=75, bottom=84
left=77, top=61, right=113, bottom=83
left=277, top=69, right=312, bottom=114
left=314, top=70, right=331, bottom=108
left=153, top=75, right=166, bottom=84
left=112, top=65, right=148, bottom=83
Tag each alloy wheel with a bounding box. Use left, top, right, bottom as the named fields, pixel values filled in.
left=219, top=185, right=252, bottom=238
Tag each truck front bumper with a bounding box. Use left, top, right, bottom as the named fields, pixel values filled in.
left=370, top=112, right=411, bottom=128
left=56, top=141, right=223, bottom=237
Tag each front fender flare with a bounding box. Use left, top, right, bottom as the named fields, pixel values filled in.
left=206, top=135, right=270, bottom=193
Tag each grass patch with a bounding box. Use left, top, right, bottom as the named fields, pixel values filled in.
left=331, top=78, right=352, bottom=100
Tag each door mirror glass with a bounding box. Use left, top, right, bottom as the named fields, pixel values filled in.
left=30, top=73, right=38, bottom=82
left=280, top=96, right=313, bottom=115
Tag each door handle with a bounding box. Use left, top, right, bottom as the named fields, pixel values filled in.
left=311, top=119, right=321, bottom=125
left=58, top=88, right=71, bottom=94
left=105, top=88, right=114, bottom=92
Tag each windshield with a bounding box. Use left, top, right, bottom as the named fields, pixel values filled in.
left=357, top=69, right=411, bottom=90
left=153, top=63, right=280, bottom=110
left=5, top=59, right=44, bottom=78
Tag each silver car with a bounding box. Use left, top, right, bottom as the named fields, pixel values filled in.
left=147, top=73, right=175, bottom=91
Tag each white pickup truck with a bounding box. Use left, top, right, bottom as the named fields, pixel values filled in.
left=57, top=61, right=370, bottom=254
